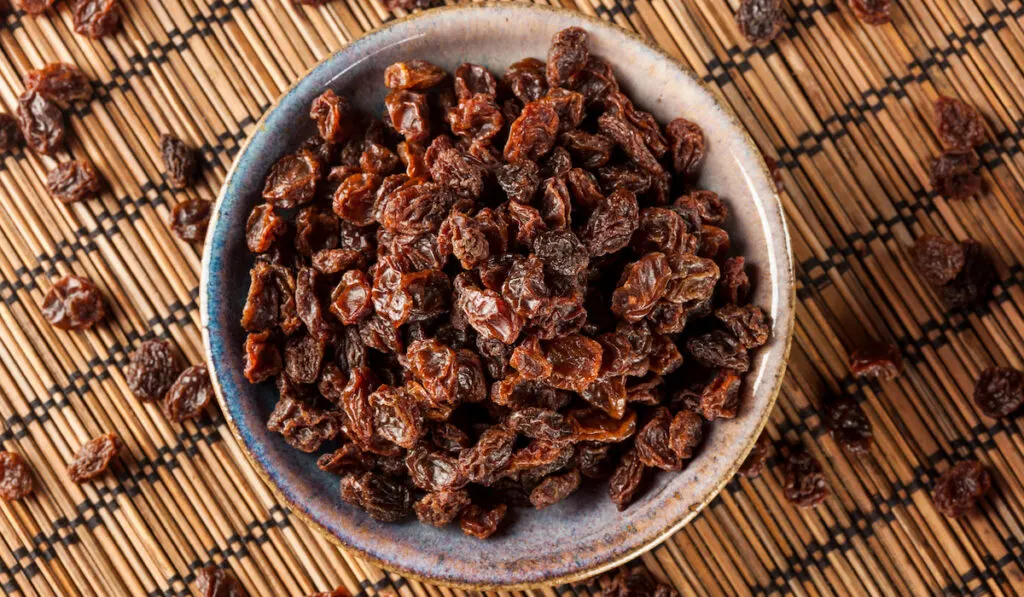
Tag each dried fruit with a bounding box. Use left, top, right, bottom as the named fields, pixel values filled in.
left=385, top=60, right=447, bottom=90
left=310, top=90, right=353, bottom=144
left=263, top=149, right=321, bottom=208
left=935, top=97, right=985, bottom=150
left=124, top=339, right=182, bottom=402
left=46, top=161, right=101, bottom=203
left=0, top=113, right=22, bottom=152
left=737, top=432, right=770, bottom=478
left=932, top=460, right=990, bottom=517
left=546, top=27, right=589, bottom=87
left=849, top=342, right=901, bottom=380
left=973, top=367, right=1024, bottom=418
left=14, top=0, right=55, bottom=14
left=73, top=0, right=121, bottom=38
left=0, top=452, right=33, bottom=501
left=67, top=433, right=121, bottom=483
left=530, top=468, right=581, bottom=508
left=608, top=448, right=644, bottom=510
left=415, top=489, right=471, bottom=526
left=161, top=134, right=198, bottom=189
left=170, top=199, right=211, bottom=243
left=910, top=235, right=993, bottom=307
left=782, top=448, right=829, bottom=507
left=163, top=364, right=213, bottom=422
left=25, top=63, right=92, bottom=108
left=736, top=0, right=784, bottom=44
left=42, top=275, right=105, bottom=330
left=848, top=0, right=891, bottom=23
left=823, top=396, right=873, bottom=454
left=196, top=565, right=247, bottom=597
left=665, top=117, right=705, bottom=180
left=930, top=150, right=981, bottom=200
left=459, top=503, right=506, bottom=538
left=17, top=91, right=64, bottom=155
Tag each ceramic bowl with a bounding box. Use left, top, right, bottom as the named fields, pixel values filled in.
left=202, top=3, right=794, bottom=589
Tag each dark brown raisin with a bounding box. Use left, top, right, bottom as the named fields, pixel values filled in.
left=530, top=468, right=581, bottom=508
left=736, top=0, right=784, bottom=44
left=782, top=448, right=829, bottom=507
left=46, top=161, right=101, bottom=203
left=196, top=565, right=247, bottom=597
left=25, top=63, right=92, bottom=108
left=737, top=432, right=770, bottom=478
left=161, top=134, right=198, bottom=189
left=17, top=91, right=64, bottom=155
left=930, top=150, right=981, bottom=200
left=459, top=503, right=507, bottom=539
left=415, top=489, right=471, bottom=526
left=973, top=367, right=1024, bottom=419
left=170, top=199, right=211, bottom=243
left=163, top=364, right=213, bottom=422
left=932, top=460, right=990, bottom=517
left=67, top=433, right=121, bottom=483
left=849, top=0, right=891, bottom=23
left=125, top=339, right=182, bottom=402
left=42, top=275, right=105, bottom=330
left=714, top=304, right=770, bottom=349
left=72, top=0, right=121, bottom=38
left=849, top=342, right=902, bottom=380
left=0, top=452, right=33, bottom=501
left=608, top=448, right=645, bottom=510
left=935, top=96, right=985, bottom=151
left=823, top=396, right=873, bottom=454
left=0, top=113, right=22, bottom=152
left=665, top=117, right=705, bottom=180
left=263, top=149, right=321, bottom=208
left=687, top=330, right=749, bottom=372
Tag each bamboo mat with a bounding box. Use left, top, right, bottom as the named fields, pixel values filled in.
left=1, top=0, right=1023, bottom=594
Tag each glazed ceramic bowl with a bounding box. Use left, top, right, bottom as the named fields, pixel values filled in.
left=202, top=3, right=793, bottom=589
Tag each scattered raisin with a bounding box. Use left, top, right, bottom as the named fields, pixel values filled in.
left=67, top=433, right=121, bottom=483
left=25, top=63, right=92, bottom=108
left=737, top=432, right=770, bottom=478
left=782, top=448, right=829, bottom=507
left=73, top=0, right=121, bottom=38
left=910, top=235, right=993, bottom=308
left=823, top=396, right=873, bottom=454
left=163, top=364, right=213, bottom=422
left=384, top=60, right=447, bottom=90
left=930, top=150, right=981, bottom=200
left=196, top=565, right=247, bottom=597
left=849, top=342, right=902, bottom=380
left=935, top=97, right=985, bottom=151
left=848, top=0, right=891, bottom=24
left=17, top=91, right=64, bottom=155
left=46, top=161, right=101, bottom=203
left=170, top=199, right=211, bottom=243
left=15, top=0, right=55, bottom=14
left=973, top=367, right=1024, bottom=419
left=932, top=460, right=990, bottom=517
left=0, top=452, right=33, bottom=501
left=42, top=275, right=105, bottom=330
left=737, top=0, right=785, bottom=44
left=125, top=339, right=182, bottom=402
left=161, top=134, right=198, bottom=189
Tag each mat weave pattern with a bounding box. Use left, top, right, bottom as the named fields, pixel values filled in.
left=1, top=0, right=1023, bottom=594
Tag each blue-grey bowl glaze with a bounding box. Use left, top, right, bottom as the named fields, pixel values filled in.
left=202, top=3, right=794, bottom=589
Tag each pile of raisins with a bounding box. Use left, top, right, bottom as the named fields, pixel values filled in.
left=241, top=27, right=773, bottom=536
left=910, top=234, right=993, bottom=309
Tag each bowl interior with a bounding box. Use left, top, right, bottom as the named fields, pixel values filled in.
left=202, top=4, right=793, bottom=589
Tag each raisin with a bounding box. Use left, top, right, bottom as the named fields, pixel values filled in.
left=160, top=134, right=198, bottom=189
left=73, top=0, right=120, bottom=38
left=635, top=408, right=680, bottom=471
left=700, top=369, right=742, bottom=420
left=459, top=426, right=515, bottom=485
left=687, top=330, right=749, bottom=372
left=580, top=189, right=639, bottom=257
left=405, top=446, right=464, bottom=491
left=570, top=408, right=636, bottom=443
left=764, top=154, right=784, bottom=192
left=459, top=503, right=507, bottom=539
left=454, top=63, right=497, bottom=99
left=504, top=58, right=548, bottom=104
left=42, top=275, right=105, bottom=330
left=530, top=468, right=581, bottom=508
left=196, top=565, right=247, bottom=597
left=332, top=173, right=381, bottom=226
left=930, top=150, right=981, bottom=200
left=0, top=452, right=33, bottom=501
left=935, top=96, right=985, bottom=151
left=447, top=93, right=504, bottom=143
left=385, top=90, right=431, bottom=143
left=0, top=113, right=22, bottom=152
left=718, top=256, right=749, bottom=304
left=310, top=90, right=354, bottom=144
left=125, top=339, right=182, bottom=402
left=910, top=234, right=965, bottom=287
left=670, top=410, right=703, bottom=460
left=714, top=304, right=770, bottom=349
left=244, top=331, right=281, bottom=383
left=737, top=432, right=770, bottom=478
left=608, top=448, right=645, bottom=510
left=849, top=342, right=902, bottom=380
left=384, top=60, right=447, bottom=90
left=598, top=111, right=662, bottom=175
left=782, top=448, right=829, bottom=507
left=14, top=0, right=55, bottom=14
left=932, top=460, right=990, bottom=517
left=17, top=91, right=64, bottom=155
left=911, top=235, right=993, bottom=307
left=611, top=253, right=671, bottom=322
left=737, top=0, right=784, bottom=44
left=542, top=88, right=585, bottom=133
left=665, top=117, right=706, bottom=180
left=369, top=385, right=424, bottom=449
left=560, top=129, right=614, bottom=169
left=504, top=100, right=560, bottom=162
left=823, top=396, right=872, bottom=454
left=415, top=489, right=471, bottom=526
left=25, top=63, right=92, bottom=108
left=163, top=364, right=213, bottom=422
left=848, top=0, right=890, bottom=23
left=973, top=367, right=1024, bottom=418
left=245, top=204, right=286, bottom=253
left=262, top=149, right=321, bottom=208
left=170, top=199, right=211, bottom=243
left=546, top=27, right=589, bottom=87
left=67, top=433, right=121, bottom=483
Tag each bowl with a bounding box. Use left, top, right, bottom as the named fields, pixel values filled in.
left=201, top=3, right=794, bottom=589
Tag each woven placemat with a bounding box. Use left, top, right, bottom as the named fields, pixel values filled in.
left=2, top=0, right=1023, bottom=594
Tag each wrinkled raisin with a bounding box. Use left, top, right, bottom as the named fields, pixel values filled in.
left=17, top=91, right=64, bottom=155
left=0, top=113, right=21, bottom=152
left=459, top=503, right=507, bottom=538
left=0, top=452, right=33, bottom=501
left=161, top=134, right=198, bottom=189
left=932, top=460, right=990, bottom=517
left=164, top=364, right=214, bottom=422
left=67, top=433, right=121, bottom=483
left=973, top=367, right=1024, bottom=418
left=849, top=342, right=901, bottom=380
left=14, top=0, right=55, bottom=14
left=783, top=448, right=829, bottom=507
left=170, top=199, right=211, bottom=243
left=384, top=60, right=447, bottom=90
left=823, top=396, right=872, bottom=454
left=125, top=339, right=182, bottom=402
left=665, top=117, right=705, bottom=180
left=935, top=96, right=985, bottom=151
left=263, top=149, right=321, bottom=208
left=42, top=275, right=105, bottom=330
left=737, top=432, right=770, bottom=478
left=737, top=0, right=784, bottom=44
left=930, top=150, right=981, bottom=200
left=47, top=161, right=101, bottom=203
left=196, top=565, right=247, bottom=597
left=25, top=63, right=92, bottom=108
left=73, top=0, right=121, bottom=38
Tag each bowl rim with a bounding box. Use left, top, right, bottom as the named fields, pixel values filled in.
left=201, top=2, right=795, bottom=589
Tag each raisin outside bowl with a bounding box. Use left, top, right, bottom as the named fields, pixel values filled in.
left=201, top=3, right=794, bottom=589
